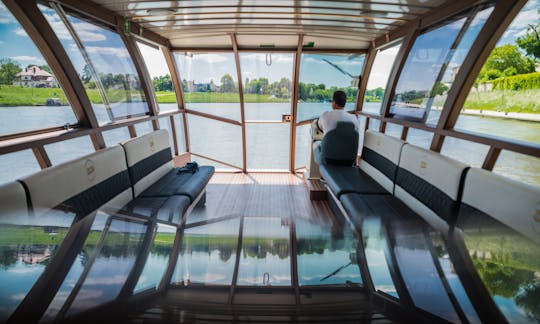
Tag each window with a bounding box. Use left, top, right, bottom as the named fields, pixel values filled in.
left=102, top=127, right=131, bottom=146
left=390, top=18, right=467, bottom=122
left=391, top=7, right=493, bottom=124
left=297, top=53, right=365, bottom=122
left=175, top=53, right=241, bottom=121
left=240, top=53, right=294, bottom=120
left=44, top=136, right=95, bottom=165
left=39, top=4, right=149, bottom=124
left=454, top=0, right=540, bottom=186
left=137, top=42, right=178, bottom=113
left=405, top=128, right=433, bottom=149
left=362, top=43, right=401, bottom=114
left=0, top=3, right=78, bottom=136
left=0, top=150, right=41, bottom=185
left=134, top=121, right=153, bottom=136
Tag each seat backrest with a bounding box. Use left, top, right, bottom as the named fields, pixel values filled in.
left=359, top=130, right=405, bottom=193
left=458, top=168, right=540, bottom=243
left=121, top=129, right=173, bottom=196
left=394, top=144, right=468, bottom=230
left=320, top=121, right=359, bottom=166
left=21, top=146, right=132, bottom=220
left=0, top=181, right=29, bottom=225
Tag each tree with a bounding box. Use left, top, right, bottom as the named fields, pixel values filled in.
left=220, top=74, right=235, bottom=92
left=81, top=64, right=92, bottom=83
left=479, top=44, right=535, bottom=81
left=0, top=58, right=21, bottom=85
left=430, top=81, right=449, bottom=97
left=516, top=18, right=540, bottom=60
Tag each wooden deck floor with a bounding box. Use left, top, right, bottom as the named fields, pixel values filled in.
left=188, top=172, right=336, bottom=226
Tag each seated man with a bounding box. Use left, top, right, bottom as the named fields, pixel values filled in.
left=313, top=90, right=363, bottom=166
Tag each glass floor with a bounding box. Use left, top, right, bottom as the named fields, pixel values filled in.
left=0, top=173, right=538, bottom=323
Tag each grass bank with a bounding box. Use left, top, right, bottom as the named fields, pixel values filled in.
left=463, top=88, right=540, bottom=114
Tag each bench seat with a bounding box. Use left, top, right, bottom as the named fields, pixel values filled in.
left=122, top=195, right=190, bottom=224
left=320, top=164, right=388, bottom=198
left=139, top=166, right=214, bottom=202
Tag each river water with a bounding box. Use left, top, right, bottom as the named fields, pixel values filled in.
left=0, top=102, right=538, bottom=187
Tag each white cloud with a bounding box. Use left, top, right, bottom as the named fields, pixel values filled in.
left=11, top=55, right=45, bottom=65
left=86, top=46, right=130, bottom=58
left=41, top=12, right=106, bottom=42
left=0, top=17, right=10, bottom=24
left=14, top=27, right=28, bottom=37
left=190, top=53, right=229, bottom=63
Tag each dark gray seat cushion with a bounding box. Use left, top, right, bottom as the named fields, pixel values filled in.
left=139, top=166, right=214, bottom=202
left=320, top=164, right=388, bottom=198
left=122, top=195, right=190, bottom=224
left=340, top=193, right=420, bottom=230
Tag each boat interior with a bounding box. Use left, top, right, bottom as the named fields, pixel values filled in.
left=0, top=0, right=539, bottom=323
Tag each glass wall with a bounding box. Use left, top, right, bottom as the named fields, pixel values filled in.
left=453, top=0, right=540, bottom=187
left=137, top=42, right=178, bottom=113
left=0, top=3, right=78, bottom=136
left=361, top=43, right=401, bottom=114
left=38, top=4, right=149, bottom=125
left=44, top=136, right=95, bottom=165
left=240, top=53, right=294, bottom=121
left=175, top=52, right=241, bottom=121
left=297, top=53, right=364, bottom=122
left=0, top=150, right=41, bottom=185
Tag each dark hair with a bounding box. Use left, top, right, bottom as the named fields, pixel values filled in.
left=332, top=90, right=347, bottom=108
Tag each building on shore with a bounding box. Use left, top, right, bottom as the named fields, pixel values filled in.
left=14, top=65, right=58, bottom=88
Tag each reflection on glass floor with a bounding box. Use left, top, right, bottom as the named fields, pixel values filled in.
left=1, top=173, right=538, bottom=323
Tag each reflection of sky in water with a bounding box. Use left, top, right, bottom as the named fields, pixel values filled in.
left=296, top=219, right=362, bottom=286
left=237, top=217, right=291, bottom=286
left=362, top=218, right=398, bottom=298
left=0, top=258, right=46, bottom=321
left=394, top=245, right=458, bottom=322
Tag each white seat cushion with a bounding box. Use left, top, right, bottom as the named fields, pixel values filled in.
left=0, top=181, right=29, bottom=225
left=121, top=129, right=173, bottom=196
left=359, top=130, right=405, bottom=193
left=22, top=146, right=132, bottom=220
left=460, top=168, right=540, bottom=243
left=394, top=144, right=468, bottom=230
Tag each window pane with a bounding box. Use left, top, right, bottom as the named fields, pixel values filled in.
left=67, top=219, right=146, bottom=317
left=426, top=7, right=494, bottom=125
left=384, top=123, right=403, bottom=139
left=405, top=128, right=433, bottom=149
left=0, top=4, right=78, bottom=136
left=240, top=53, right=293, bottom=120
left=134, top=224, right=175, bottom=293
left=296, top=218, right=362, bottom=286
left=237, top=217, right=291, bottom=286
left=455, top=0, right=540, bottom=149
left=134, top=121, right=153, bottom=136
left=38, top=5, right=149, bottom=124
left=440, top=137, right=490, bottom=167
left=137, top=42, right=178, bottom=113
left=295, top=124, right=311, bottom=169
left=102, top=127, right=131, bottom=146
left=368, top=118, right=381, bottom=131
left=176, top=53, right=241, bottom=121
left=246, top=123, right=290, bottom=170
left=390, top=18, right=467, bottom=122
left=493, top=151, right=540, bottom=188
left=172, top=218, right=240, bottom=286
left=362, top=43, right=401, bottom=114
left=173, top=114, right=186, bottom=153
left=158, top=117, right=175, bottom=155
left=0, top=150, right=41, bottom=185
left=188, top=114, right=243, bottom=169
left=45, top=136, right=95, bottom=165
left=297, top=53, right=364, bottom=122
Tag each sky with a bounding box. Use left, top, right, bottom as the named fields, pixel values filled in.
left=1, top=0, right=538, bottom=89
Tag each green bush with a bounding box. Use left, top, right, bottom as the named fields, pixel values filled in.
left=491, top=72, right=540, bottom=91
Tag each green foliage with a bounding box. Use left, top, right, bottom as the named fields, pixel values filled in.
left=464, top=88, right=540, bottom=114
left=0, top=58, right=22, bottom=85
left=516, top=19, right=540, bottom=60
left=479, top=44, right=536, bottom=82
left=219, top=74, right=236, bottom=92
left=152, top=74, right=173, bottom=92
left=430, top=81, right=449, bottom=97
left=491, top=72, right=540, bottom=91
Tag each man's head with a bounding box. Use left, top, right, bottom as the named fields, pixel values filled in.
left=332, top=90, right=347, bottom=110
